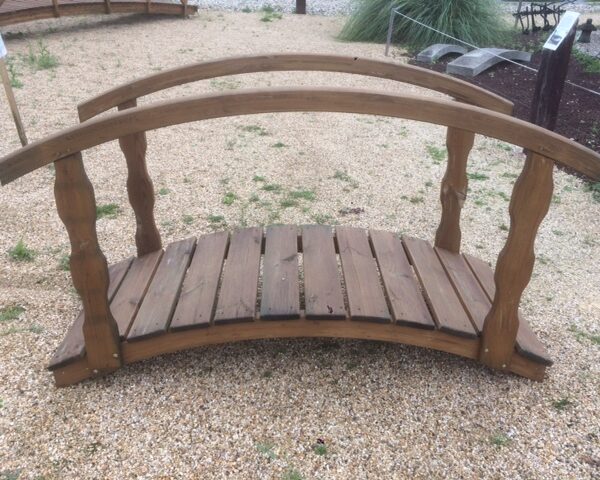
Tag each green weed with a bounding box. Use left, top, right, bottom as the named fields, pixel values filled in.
left=96, top=203, right=120, bottom=219
left=222, top=192, right=238, bottom=206
left=8, top=240, right=36, bottom=262
left=426, top=144, right=446, bottom=164
left=26, top=39, right=58, bottom=70
left=0, top=305, right=25, bottom=323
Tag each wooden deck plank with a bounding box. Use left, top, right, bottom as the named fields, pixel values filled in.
left=110, top=249, right=163, bottom=337
left=403, top=236, right=476, bottom=338
left=370, top=230, right=435, bottom=329
left=336, top=226, right=390, bottom=323
left=301, top=225, right=346, bottom=319
left=170, top=232, right=229, bottom=331
left=464, top=254, right=552, bottom=365
left=214, top=227, right=262, bottom=324
left=127, top=238, right=196, bottom=341
left=48, top=257, right=133, bottom=370
left=260, top=225, right=300, bottom=320
left=436, top=247, right=490, bottom=333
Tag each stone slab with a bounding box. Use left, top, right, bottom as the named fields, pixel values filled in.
left=446, top=48, right=532, bottom=77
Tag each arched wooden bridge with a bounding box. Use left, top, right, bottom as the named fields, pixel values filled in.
left=1, top=55, right=599, bottom=387
left=0, top=0, right=196, bottom=27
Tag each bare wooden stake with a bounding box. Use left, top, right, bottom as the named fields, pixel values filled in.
left=0, top=58, right=28, bottom=147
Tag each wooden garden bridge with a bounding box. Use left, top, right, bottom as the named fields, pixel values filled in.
left=1, top=55, right=599, bottom=387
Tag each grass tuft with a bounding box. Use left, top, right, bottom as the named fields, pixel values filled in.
left=8, top=240, right=36, bottom=262
left=0, top=305, right=25, bottom=323
left=96, top=203, right=120, bottom=219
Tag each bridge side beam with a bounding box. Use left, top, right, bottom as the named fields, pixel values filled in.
left=480, top=152, right=554, bottom=369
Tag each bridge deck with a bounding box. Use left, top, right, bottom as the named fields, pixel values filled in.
left=0, top=0, right=196, bottom=26
left=49, top=226, right=552, bottom=386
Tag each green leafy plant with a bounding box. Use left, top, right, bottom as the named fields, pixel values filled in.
left=26, top=39, right=58, bottom=70
left=426, top=144, right=446, bottom=164
left=261, top=5, right=283, bottom=22
left=573, top=50, right=600, bottom=74
left=6, top=57, right=23, bottom=88
left=490, top=433, right=511, bottom=447
left=339, top=0, right=509, bottom=50
left=222, top=192, right=238, bottom=206
left=552, top=397, right=573, bottom=411
left=0, top=305, right=25, bottom=323
left=96, top=203, right=120, bottom=219
left=8, top=240, right=36, bottom=262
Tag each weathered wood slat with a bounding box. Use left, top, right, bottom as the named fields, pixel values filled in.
left=127, top=238, right=196, bottom=341
left=214, top=227, right=262, bottom=324
left=111, top=249, right=163, bottom=337
left=170, top=232, right=229, bottom=330
left=464, top=254, right=552, bottom=365
left=370, top=230, right=434, bottom=329
left=403, top=236, right=476, bottom=338
left=436, top=247, right=489, bottom=333
left=301, top=225, right=346, bottom=319
left=260, top=226, right=300, bottom=320
left=48, top=257, right=133, bottom=370
left=336, top=226, right=390, bottom=322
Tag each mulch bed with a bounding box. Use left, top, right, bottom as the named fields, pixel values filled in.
left=408, top=33, right=600, bottom=161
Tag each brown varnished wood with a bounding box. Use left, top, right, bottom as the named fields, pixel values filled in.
left=214, top=227, right=262, bottom=324
left=301, top=225, right=346, bottom=319
left=77, top=54, right=512, bottom=121
left=435, top=247, right=490, bottom=333
left=48, top=257, right=133, bottom=370
left=464, top=254, right=552, bottom=366
left=435, top=127, right=474, bottom=253
left=0, top=1, right=196, bottom=27
left=403, top=236, right=476, bottom=338
left=337, top=226, right=390, bottom=323
left=127, top=237, right=196, bottom=341
left=260, top=225, right=300, bottom=320
left=116, top=99, right=162, bottom=256
left=370, top=230, right=434, bottom=329
left=3, top=89, right=600, bottom=186
left=110, top=249, right=163, bottom=337
left=53, top=153, right=121, bottom=373
left=170, top=231, right=229, bottom=330
left=480, top=152, right=554, bottom=369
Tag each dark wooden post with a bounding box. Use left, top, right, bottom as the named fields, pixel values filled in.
left=480, top=12, right=578, bottom=370
left=118, top=99, right=162, bottom=257
left=54, top=152, right=122, bottom=373
left=296, top=0, right=306, bottom=14
left=434, top=127, right=474, bottom=253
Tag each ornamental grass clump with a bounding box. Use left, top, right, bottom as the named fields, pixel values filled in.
left=340, top=0, right=509, bottom=50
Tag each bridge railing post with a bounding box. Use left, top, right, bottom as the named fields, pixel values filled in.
left=117, top=99, right=162, bottom=257
left=434, top=126, right=475, bottom=253
left=54, top=152, right=122, bottom=373
left=479, top=152, right=554, bottom=370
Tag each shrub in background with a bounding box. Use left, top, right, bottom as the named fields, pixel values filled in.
left=340, top=0, right=510, bottom=50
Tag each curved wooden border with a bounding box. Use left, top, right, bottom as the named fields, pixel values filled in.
left=0, top=1, right=195, bottom=27
left=77, top=54, right=513, bottom=120
left=50, top=319, right=547, bottom=387
left=1, top=88, right=599, bottom=185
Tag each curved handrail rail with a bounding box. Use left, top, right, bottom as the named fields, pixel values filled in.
left=77, top=54, right=514, bottom=121
left=1, top=88, right=599, bottom=185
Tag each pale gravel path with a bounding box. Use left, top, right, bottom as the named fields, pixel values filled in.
left=0, top=11, right=599, bottom=480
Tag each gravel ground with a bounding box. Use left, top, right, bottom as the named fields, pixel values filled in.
left=0, top=11, right=599, bottom=480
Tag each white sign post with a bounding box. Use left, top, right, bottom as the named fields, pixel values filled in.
left=0, top=33, right=28, bottom=146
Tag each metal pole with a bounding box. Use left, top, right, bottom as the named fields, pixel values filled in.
left=384, top=7, right=396, bottom=56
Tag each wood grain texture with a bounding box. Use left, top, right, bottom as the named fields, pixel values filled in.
left=464, top=254, right=552, bottom=366
left=435, top=127, right=474, bottom=252
left=214, top=227, right=262, bottom=324
left=0, top=1, right=196, bottom=27
left=403, top=236, right=476, bottom=338
left=480, top=152, right=554, bottom=369
left=260, top=225, right=300, bottom=320
left=117, top=99, right=162, bottom=256
left=48, top=257, right=133, bottom=370
left=302, top=225, right=346, bottom=319
left=111, top=249, right=163, bottom=337
left=3, top=89, right=599, bottom=186
left=127, top=237, right=195, bottom=341
left=337, top=226, right=390, bottom=322
left=170, top=231, right=229, bottom=330
left=53, top=153, right=121, bottom=373
left=77, top=54, right=512, bottom=121
left=370, top=230, right=434, bottom=329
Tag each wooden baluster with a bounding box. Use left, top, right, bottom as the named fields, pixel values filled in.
left=118, top=99, right=162, bottom=257
left=54, top=153, right=122, bottom=373
left=479, top=152, right=554, bottom=369
left=182, top=0, right=188, bottom=16
left=434, top=127, right=474, bottom=253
